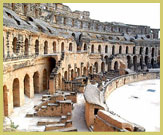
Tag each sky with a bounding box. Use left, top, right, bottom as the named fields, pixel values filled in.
left=64, top=3, right=160, bottom=29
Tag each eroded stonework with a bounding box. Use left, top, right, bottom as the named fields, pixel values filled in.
left=3, top=3, right=160, bottom=132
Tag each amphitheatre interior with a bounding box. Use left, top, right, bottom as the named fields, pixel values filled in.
left=3, top=3, right=160, bottom=132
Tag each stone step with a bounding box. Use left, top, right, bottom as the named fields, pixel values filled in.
left=45, top=123, right=66, bottom=131
left=49, top=127, right=77, bottom=132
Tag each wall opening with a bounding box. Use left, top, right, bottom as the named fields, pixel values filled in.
left=3, top=85, right=8, bottom=116
left=13, top=78, right=20, bottom=107
left=33, top=72, right=39, bottom=94
left=24, top=74, right=30, bottom=98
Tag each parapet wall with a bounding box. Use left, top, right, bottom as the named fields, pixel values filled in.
left=104, top=72, right=159, bottom=100
left=84, top=71, right=159, bottom=131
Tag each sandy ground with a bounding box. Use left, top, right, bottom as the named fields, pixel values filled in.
left=5, top=92, right=89, bottom=132
left=106, top=79, right=160, bottom=132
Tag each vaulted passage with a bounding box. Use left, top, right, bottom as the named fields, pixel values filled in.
left=94, top=62, right=98, bottom=73
left=33, top=72, right=39, bottom=94
left=24, top=74, right=30, bottom=98
left=133, top=56, right=137, bottom=71
left=101, top=62, right=105, bottom=73
left=49, top=57, right=56, bottom=73
left=24, top=38, right=29, bottom=56
left=3, top=85, right=8, bottom=116
left=13, top=78, right=20, bottom=107
left=114, top=61, right=118, bottom=71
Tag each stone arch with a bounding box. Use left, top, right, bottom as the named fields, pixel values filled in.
left=23, top=4, right=28, bottom=16
left=61, top=42, right=64, bottom=52
left=145, top=47, right=148, bottom=55
left=43, top=69, right=48, bottom=90
left=112, top=45, right=115, bottom=55
left=71, top=69, right=74, bottom=81
left=140, top=56, right=143, bottom=69
left=151, top=58, right=154, bottom=68
left=3, top=85, right=8, bottom=116
left=83, top=43, right=87, bottom=51
left=64, top=71, right=68, bottom=80
left=44, top=41, right=48, bottom=54
left=49, top=57, right=56, bottom=73
left=91, top=45, right=94, bottom=53
left=119, top=46, right=122, bottom=54
left=126, top=46, right=129, bottom=54
left=35, top=40, right=39, bottom=55
left=13, top=78, right=20, bottom=107
left=127, top=56, right=131, bottom=69
left=94, top=62, right=98, bottom=73
left=139, top=47, right=143, bottom=55
left=13, top=37, right=17, bottom=54
left=33, top=72, right=39, bottom=94
left=133, top=56, right=137, bottom=71
left=133, top=47, right=136, bottom=54
left=152, top=48, right=155, bottom=57
left=24, top=38, right=29, bottom=56
left=53, top=41, right=56, bottom=53
left=114, top=61, right=118, bottom=71
left=104, top=55, right=108, bottom=63
left=98, top=45, right=101, bottom=53
left=145, top=56, right=149, bottom=66
left=101, top=62, right=105, bottom=73
left=83, top=67, right=87, bottom=76
left=69, top=43, right=72, bottom=51
left=105, top=45, right=108, bottom=53
left=89, top=66, right=93, bottom=74
left=24, top=74, right=30, bottom=98
left=77, top=68, right=80, bottom=77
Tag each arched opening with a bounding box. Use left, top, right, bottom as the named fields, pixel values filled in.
left=69, top=43, right=72, bottom=51
left=94, top=62, right=98, bottom=73
left=104, top=56, right=108, bottom=63
left=127, top=56, right=131, bottom=69
left=145, top=47, right=148, bottom=55
left=24, top=74, right=30, bottom=98
left=105, top=45, right=108, bottom=53
left=35, top=40, right=39, bottom=55
left=114, top=61, right=118, bottom=71
left=112, top=45, right=115, bottom=55
left=101, top=62, right=105, bottom=73
left=43, top=69, right=48, bottom=91
left=133, top=47, right=136, bottom=54
left=53, top=41, right=56, bottom=53
left=83, top=43, right=87, bottom=51
left=61, top=42, right=64, bottom=52
left=119, top=46, right=122, bottom=54
left=140, top=56, right=143, bottom=69
left=64, top=71, right=68, bottom=80
left=89, top=66, right=93, bottom=74
left=152, top=48, right=155, bottom=57
left=13, top=37, right=17, bottom=54
left=133, top=56, right=137, bottom=71
left=83, top=67, right=87, bottom=76
left=98, top=45, right=101, bottom=53
left=91, top=45, right=94, bottom=53
left=126, top=46, right=129, bottom=54
left=77, top=68, right=80, bottom=77
left=71, top=69, right=74, bottom=81
left=24, top=4, right=28, bottom=16
left=13, top=78, right=20, bottom=107
left=33, top=72, right=39, bottom=94
left=49, top=57, right=56, bottom=73
left=145, top=56, right=149, bottom=67
left=44, top=41, right=48, bottom=54
left=24, top=38, right=28, bottom=56
left=139, top=47, right=143, bottom=55
left=151, top=58, right=154, bottom=68
left=3, top=85, right=8, bottom=116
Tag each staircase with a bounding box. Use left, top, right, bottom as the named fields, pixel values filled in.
left=50, top=52, right=65, bottom=79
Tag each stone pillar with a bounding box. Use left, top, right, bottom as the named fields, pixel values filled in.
left=49, top=79, right=55, bottom=95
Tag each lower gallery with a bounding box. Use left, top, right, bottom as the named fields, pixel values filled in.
left=3, top=3, right=160, bottom=132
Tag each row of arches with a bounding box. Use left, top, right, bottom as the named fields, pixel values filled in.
left=90, top=44, right=157, bottom=57
left=3, top=69, right=48, bottom=116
